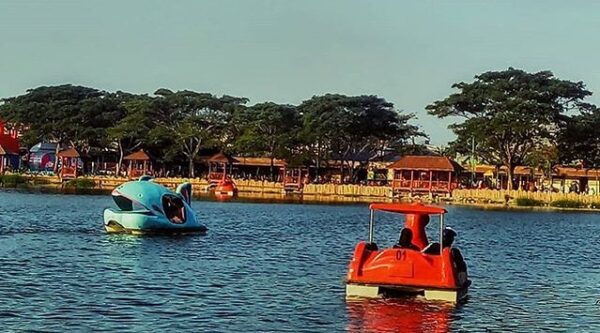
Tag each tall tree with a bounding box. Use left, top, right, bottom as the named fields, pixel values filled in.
left=107, top=94, right=153, bottom=175
left=300, top=94, right=421, bottom=182
left=427, top=68, right=594, bottom=190
left=234, top=102, right=301, bottom=180
left=148, top=89, right=247, bottom=178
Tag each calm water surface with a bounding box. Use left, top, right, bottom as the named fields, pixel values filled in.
left=0, top=191, right=599, bottom=332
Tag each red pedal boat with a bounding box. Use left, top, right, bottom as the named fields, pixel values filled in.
left=346, top=203, right=470, bottom=302
left=214, top=176, right=237, bottom=201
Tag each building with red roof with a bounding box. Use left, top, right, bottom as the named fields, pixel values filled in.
left=388, top=155, right=463, bottom=194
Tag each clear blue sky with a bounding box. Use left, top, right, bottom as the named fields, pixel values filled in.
left=1, top=0, right=600, bottom=144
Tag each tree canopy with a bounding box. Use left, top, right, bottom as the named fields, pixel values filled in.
left=234, top=102, right=301, bottom=179
left=427, top=68, right=595, bottom=189
left=300, top=94, right=422, bottom=181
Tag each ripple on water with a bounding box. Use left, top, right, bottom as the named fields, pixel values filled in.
left=1, top=192, right=600, bottom=332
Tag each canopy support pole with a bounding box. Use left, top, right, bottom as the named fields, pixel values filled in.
left=439, top=214, right=445, bottom=255
left=368, top=209, right=374, bottom=243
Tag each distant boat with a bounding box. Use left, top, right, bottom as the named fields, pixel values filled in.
left=214, top=176, right=237, bottom=201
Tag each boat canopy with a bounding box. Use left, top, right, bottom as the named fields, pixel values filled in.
left=369, top=203, right=447, bottom=215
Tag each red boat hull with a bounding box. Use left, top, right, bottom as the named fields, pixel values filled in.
left=214, top=179, right=237, bottom=200
left=346, top=241, right=468, bottom=301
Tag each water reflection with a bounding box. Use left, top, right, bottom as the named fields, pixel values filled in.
left=346, top=298, right=456, bottom=333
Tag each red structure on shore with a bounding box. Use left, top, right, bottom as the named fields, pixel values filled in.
left=207, top=152, right=237, bottom=184
left=0, top=121, right=20, bottom=153
left=388, top=156, right=462, bottom=194
left=57, top=148, right=80, bottom=180
left=124, top=149, right=152, bottom=179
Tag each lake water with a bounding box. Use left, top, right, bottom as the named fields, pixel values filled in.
left=0, top=190, right=599, bottom=332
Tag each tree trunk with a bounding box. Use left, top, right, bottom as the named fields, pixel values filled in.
left=316, top=141, right=321, bottom=180
left=116, top=140, right=123, bottom=177
left=507, top=163, right=515, bottom=191
left=270, top=156, right=275, bottom=182
left=54, top=142, right=61, bottom=173
left=188, top=156, right=195, bottom=178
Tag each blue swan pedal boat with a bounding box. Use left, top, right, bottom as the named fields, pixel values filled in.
left=103, top=176, right=207, bottom=235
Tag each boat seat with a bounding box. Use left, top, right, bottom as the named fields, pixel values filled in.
left=365, top=242, right=378, bottom=251
left=422, top=242, right=441, bottom=255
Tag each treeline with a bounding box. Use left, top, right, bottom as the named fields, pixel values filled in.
left=2, top=67, right=600, bottom=188
left=0, top=86, right=423, bottom=179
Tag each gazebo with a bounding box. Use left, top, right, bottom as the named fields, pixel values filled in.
left=124, top=149, right=152, bottom=179
left=0, top=145, right=17, bottom=174
left=57, top=147, right=80, bottom=180
left=207, top=152, right=238, bottom=184
left=388, top=155, right=463, bottom=194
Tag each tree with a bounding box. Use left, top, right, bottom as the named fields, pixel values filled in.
left=0, top=85, right=108, bottom=171
left=148, top=89, right=248, bottom=178
left=234, top=102, right=301, bottom=180
left=107, top=93, right=153, bottom=176
left=300, top=94, right=421, bottom=182
left=557, top=108, right=600, bottom=167
left=427, top=68, right=595, bottom=190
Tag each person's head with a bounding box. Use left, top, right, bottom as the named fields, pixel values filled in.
left=442, top=227, right=457, bottom=247
left=399, top=228, right=413, bottom=246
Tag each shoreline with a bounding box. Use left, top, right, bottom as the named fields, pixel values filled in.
left=448, top=201, right=600, bottom=213
left=3, top=183, right=600, bottom=213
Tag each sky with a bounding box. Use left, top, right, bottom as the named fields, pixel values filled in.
left=1, top=0, right=600, bottom=144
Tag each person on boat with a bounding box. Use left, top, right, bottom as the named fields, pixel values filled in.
left=422, top=227, right=468, bottom=275
left=393, top=228, right=420, bottom=250
left=422, top=227, right=456, bottom=255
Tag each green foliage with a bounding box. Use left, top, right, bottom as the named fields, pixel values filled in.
left=427, top=68, right=595, bottom=190
left=558, top=108, right=600, bottom=167
left=234, top=102, right=301, bottom=179
left=0, top=87, right=420, bottom=180
left=549, top=199, right=585, bottom=208
left=299, top=94, right=422, bottom=181
left=514, top=197, right=545, bottom=207
left=0, top=174, right=27, bottom=187
left=147, top=89, right=248, bottom=177
left=0, top=85, right=119, bottom=150
left=65, top=178, right=96, bottom=189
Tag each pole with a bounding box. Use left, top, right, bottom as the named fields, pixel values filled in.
left=471, top=136, right=475, bottom=186
left=439, top=214, right=445, bottom=256
left=368, top=210, right=374, bottom=243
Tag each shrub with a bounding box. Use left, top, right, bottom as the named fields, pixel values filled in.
left=65, top=178, right=96, bottom=189
left=514, top=197, right=545, bottom=207
left=0, top=174, right=27, bottom=187
left=549, top=199, right=585, bottom=209
left=590, top=202, right=600, bottom=209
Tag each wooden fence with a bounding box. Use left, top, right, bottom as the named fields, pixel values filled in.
left=453, top=189, right=600, bottom=204
left=303, top=184, right=392, bottom=198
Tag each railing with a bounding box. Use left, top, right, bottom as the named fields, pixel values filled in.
left=60, top=167, right=77, bottom=180
left=453, top=189, right=600, bottom=204
left=302, top=184, right=392, bottom=197
left=391, top=180, right=452, bottom=192
left=208, top=172, right=225, bottom=181
left=283, top=176, right=303, bottom=188
left=128, top=169, right=148, bottom=179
